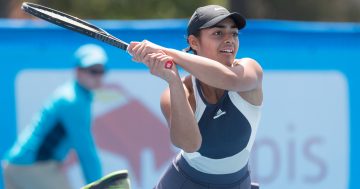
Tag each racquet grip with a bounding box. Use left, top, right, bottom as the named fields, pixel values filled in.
left=165, top=61, right=173, bottom=69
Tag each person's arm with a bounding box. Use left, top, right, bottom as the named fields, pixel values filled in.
left=129, top=41, right=262, bottom=92
left=166, top=49, right=262, bottom=92
left=144, top=53, right=201, bottom=152
left=62, top=102, right=102, bottom=184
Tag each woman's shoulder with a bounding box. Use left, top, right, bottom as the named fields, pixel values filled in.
left=233, top=58, right=263, bottom=86
left=233, top=57, right=261, bottom=69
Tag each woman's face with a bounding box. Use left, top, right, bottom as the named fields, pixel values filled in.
left=192, top=18, right=239, bottom=66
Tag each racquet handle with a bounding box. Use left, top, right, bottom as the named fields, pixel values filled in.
left=165, top=61, right=173, bottom=69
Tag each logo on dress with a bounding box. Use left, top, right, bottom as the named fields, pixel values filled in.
left=213, top=108, right=226, bottom=119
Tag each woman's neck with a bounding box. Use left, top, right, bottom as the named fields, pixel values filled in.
left=198, top=80, right=225, bottom=104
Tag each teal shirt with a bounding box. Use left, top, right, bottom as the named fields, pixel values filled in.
left=4, top=81, right=102, bottom=183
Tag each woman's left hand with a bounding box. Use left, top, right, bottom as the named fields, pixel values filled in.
left=143, top=53, right=179, bottom=83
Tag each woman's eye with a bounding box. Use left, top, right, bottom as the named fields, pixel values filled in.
left=233, top=32, right=239, bottom=37
left=214, top=31, right=222, bottom=36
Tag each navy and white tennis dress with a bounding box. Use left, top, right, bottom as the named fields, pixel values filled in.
left=155, top=76, right=261, bottom=189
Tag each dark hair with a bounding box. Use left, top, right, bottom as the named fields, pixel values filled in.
left=185, top=29, right=201, bottom=55
left=184, top=5, right=245, bottom=55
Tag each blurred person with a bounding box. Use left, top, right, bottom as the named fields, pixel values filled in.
left=84, top=4, right=262, bottom=189
left=2, top=44, right=108, bottom=189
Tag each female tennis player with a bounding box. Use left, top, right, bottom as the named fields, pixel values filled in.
left=129, top=4, right=263, bottom=189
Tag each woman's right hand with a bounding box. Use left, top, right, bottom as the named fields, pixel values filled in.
left=143, top=53, right=179, bottom=83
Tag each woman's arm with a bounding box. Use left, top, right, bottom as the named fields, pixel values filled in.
left=129, top=41, right=262, bottom=92
left=166, top=49, right=263, bottom=92
left=143, top=53, right=201, bottom=152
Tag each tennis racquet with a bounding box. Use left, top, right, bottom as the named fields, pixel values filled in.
left=21, top=2, right=173, bottom=69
